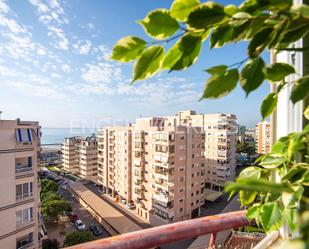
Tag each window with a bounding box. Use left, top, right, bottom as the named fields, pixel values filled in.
left=16, top=207, right=33, bottom=225
left=16, top=129, right=33, bottom=144
left=16, top=182, right=33, bottom=200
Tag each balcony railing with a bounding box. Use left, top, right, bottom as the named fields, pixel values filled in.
left=15, top=167, right=33, bottom=174
left=65, top=210, right=249, bottom=249
left=17, top=241, right=34, bottom=249
left=16, top=192, right=33, bottom=201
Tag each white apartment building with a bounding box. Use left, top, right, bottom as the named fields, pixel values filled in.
left=98, top=117, right=205, bottom=226
left=98, top=127, right=132, bottom=203
left=255, top=121, right=271, bottom=155
left=78, top=136, right=98, bottom=182
left=61, top=135, right=98, bottom=182
left=168, top=111, right=237, bottom=192
left=0, top=119, right=41, bottom=249
left=61, top=136, right=81, bottom=173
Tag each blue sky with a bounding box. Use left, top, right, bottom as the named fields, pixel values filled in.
left=0, top=0, right=269, bottom=128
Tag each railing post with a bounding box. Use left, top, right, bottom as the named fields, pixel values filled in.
left=208, top=232, right=217, bottom=248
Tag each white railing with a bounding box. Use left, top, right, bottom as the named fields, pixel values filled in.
left=16, top=192, right=33, bottom=201
left=15, top=167, right=33, bottom=173
left=16, top=217, right=34, bottom=226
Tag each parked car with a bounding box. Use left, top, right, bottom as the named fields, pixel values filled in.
left=126, top=203, right=136, bottom=210
left=74, top=220, right=86, bottom=231
left=68, top=213, right=79, bottom=223
left=89, top=224, right=103, bottom=236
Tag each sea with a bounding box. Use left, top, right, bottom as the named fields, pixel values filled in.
left=41, top=128, right=98, bottom=145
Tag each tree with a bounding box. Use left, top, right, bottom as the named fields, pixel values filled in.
left=237, top=141, right=256, bottom=156
left=41, top=199, right=72, bottom=223
left=41, top=191, right=61, bottom=203
left=111, top=0, right=309, bottom=246
left=42, top=239, right=59, bottom=249
left=64, top=231, right=96, bottom=247
left=40, top=179, right=59, bottom=194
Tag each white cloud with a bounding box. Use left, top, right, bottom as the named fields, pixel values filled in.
left=62, top=64, right=70, bottom=73
left=0, top=0, right=9, bottom=14
left=81, top=63, right=121, bottom=84
left=73, top=40, right=92, bottom=55
left=47, top=25, right=69, bottom=50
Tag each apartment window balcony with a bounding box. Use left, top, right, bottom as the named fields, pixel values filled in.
left=15, top=157, right=33, bottom=174
left=15, top=128, right=35, bottom=146
left=16, top=232, right=33, bottom=249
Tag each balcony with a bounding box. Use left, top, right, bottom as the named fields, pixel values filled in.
left=64, top=210, right=250, bottom=249
left=15, top=157, right=33, bottom=176
left=16, top=192, right=33, bottom=201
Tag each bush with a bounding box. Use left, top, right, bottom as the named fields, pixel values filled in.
left=42, top=239, right=59, bottom=249
left=64, top=231, right=96, bottom=247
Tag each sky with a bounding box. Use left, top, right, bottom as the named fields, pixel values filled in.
left=0, top=0, right=270, bottom=128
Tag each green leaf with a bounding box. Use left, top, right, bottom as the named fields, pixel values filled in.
left=162, top=45, right=182, bottom=70
left=271, top=136, right=289, bottom=153
left=292, top=5, right=309, bottom=19
left=283, top=208, right=298, bottom=233
left=232, top=12, right=251, bottom=19
left=260, top=202, right=282, bottom=232
left=187, top=2, right=225, bottom=29
left=247, top=203, right=261, bottom=220
left=172, top=34, right=202, bottom=70
left=239, top=166, right=262, bottom=179
left=239, top=189, right=257, bottom=206
left=260, top=153, right=288, bottom=169
left=205, top=65, right=227, bottom=75
left=240, top=57, right=265, bottom=96
left=305, top=105, right=309, bottom=120
left=224, top=4, right=239, bottom=16
left=282, top=164, right=309, bottom=182
left=291, top=76, right=309, bottom=104
left=225, top=178, right=292, bottom=195
left=170, top=0, right=200, bottom=21
left=210, top=24, right=234, bottom=48
left=201, top=69, right=238, bottom=99
left=139, top=9, right=179, bottom=40
left=132, top=46, right=164, bottom=82
left=248, top=28, right=273, bottom=58
left=282, top=185, right=304, bottom=208
left=277, top=22, right=309, bottom=49
left=111, top=36, right=147, bottom=62
left=261, top=93, right=278, bottom=120
left=264, top=63, right=295, bottom=82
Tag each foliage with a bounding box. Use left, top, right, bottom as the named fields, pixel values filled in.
left=237, top=140, right=256, bottom=156
left=41, top=179, right=59, bottom=194
left=41, top=191, right=61, bottom=203
left=42, top=239, right=59, bottom=249
left=111, top=0, right=309, bottom=245
left=41, top=199, right=72, bottom=222
left=63, top=231, right=96, bottom=247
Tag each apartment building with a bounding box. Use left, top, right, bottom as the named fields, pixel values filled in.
left=61, top=135, right=98, bottom=182
left=78, top=136, right=98, bottom=182
left=61, top=136, right=81, bottom=173
left=169, top=111, right=237, bottom=192
left=255, top=121, right=271, bottom=155
left=0, top=119, right=41, bottom=249
left=98, top=127, right=132, bottom=203
left=98, top=117, right=205, bottom=226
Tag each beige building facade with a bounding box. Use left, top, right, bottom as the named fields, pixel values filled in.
left=0, top=119, right=41, bottom=249
left=255, top=121, right=271, bottom=155
left=61, top=135, right=98, bottom=182
left=98, top=117, right=206, bottom=225
left=169, top=111, right=237, bottom=192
